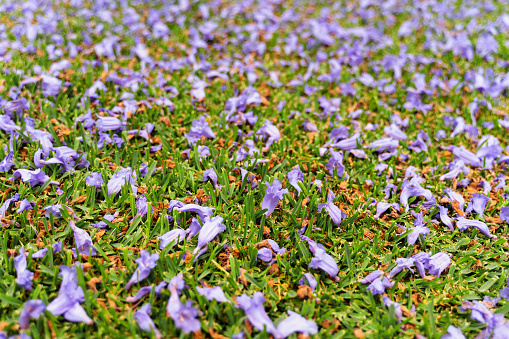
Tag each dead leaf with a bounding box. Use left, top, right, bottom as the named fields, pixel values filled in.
left=353, top=328, right=365, bottom=338
left=297, top=285, right=312, bottom=298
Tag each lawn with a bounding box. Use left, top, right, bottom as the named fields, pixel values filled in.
left=1, top=0, right=509, bottom=338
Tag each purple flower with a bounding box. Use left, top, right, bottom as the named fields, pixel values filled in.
left=236, top=292, right=281, bottom=338
left=39, top=146, right=89, bottom=172
left=2, top=98, right=29, bottom=119
left=301, top=236, right=339, bottom=279
left=44, top=204, right=62, bottom=218
left=32, top=248, right=48, bottom=259
left=96, top=116, right=123, bottom=132
left=167, top=300, right=201, bottom=333
left=256, top=120, right=280, bottom=148
left=262, top=180, right=288, bottom=216
left=374, top=202, right=399, bottom=219
left=439, top=205, right=454, bottom=231
left=400, top=177, right=436, bottom=211
left=358, top=270, right=384, bottom=284
left=193, top=215, right=226, bottom=255
left=277, top=311, right=318, bottom=337
left=47, top=264, right=93, bottom=325
left=457, top=218, right=495, bottom=239
left=12, top=169, right=58, bottom=187
left=325, top=151, right=345, bottom=178
left=14, top=247, right=33, bottom=291
left=134, top=303, right=162, bottom=339
left=0, top=193, right=20, bottom=217
left=500, top=278, right=509, bottom=300
left=203, top=168, right=219, bottom=189
left=177, top=204, right=214, bottom=222
left=86, top=172, right=103, bottom=189
left=257, top=248, right=273, bottom=262
left=299, top=273, right=317, bottom=291
left=0, top=151, right=14, bottom=172
left=158, top=229, right=186, bottom=250
left=0, top=115, right=21, bottom=134
left=287, top=167, right=304, bottom=195
left=107, top=167, right=137, bottom=196
left=267, top=239, right=286, bottom=255
left=318, top=191, right=345, bottom=226
left=427, top=252, right=451, bottom=277
left=382, top=297, right=403, bottom=323
left=136, top=194, right=152, bottom=217
left=196, top=286, right=228, bottom=303
left=19, top=299, right=46, bottom=329
left=126, top=250, right=159, bottom=290
left=384, top=124, right=407, bottom=140
left=500, top=207, right=509, bottom=224
left=368, top=137, right=399, bottom=153
left=441, top=325, right=465, bottom=339
left=184, top=116, right=215, bottom=146
left=366, top=277, right=394, bottom=295
left=388, top=258, right=415, bottom=278
left=70, top=220, right=97, bottom=257
left=126, top=281, right=167, bottom=303
left=465, top=193, right=490, bottom=217
left=91, top=212, right=118, bottom=229
left=407, top=211, right=430, bottom=245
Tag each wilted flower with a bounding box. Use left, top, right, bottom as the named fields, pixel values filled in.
left=287, top=167, right=304, bottom=195
left=382, top=297, right=403, bottom=323
left=465, top=193, right=490, bottom=217
left=44, top=204, right=62, bottom=218
left=46, top=264, right=93, bottom=325
left=70, top=221, right=97, bottom=257
left=86, top=172, right=103, bottom=189
left=193, top=215, right=226, bottom=255
left=0, top=193, right=19, bottom=217
left=301, top=236, right=339, bottom=279
left=388, top=258, right=415, bottom=278
left=12, top=169, right=59, bottom=187
left=427, top=252, right=451, bottom=277
left=276, top=311, right=318, bottom=338
left=318, top=191, right=345, bottom=226
left=203, top=168, right=219, bottom=189
left=0, top=151, right=14, bottom=172
left=126, top=281, right=167, bottom=303
left=177, top=204, right=214, bottom=222
left=107, top=167, right=137, bottom=196
left=134, top=303, right=162, bottom=339
left=257, top=247, right=273, bottom=262
left=456, top=218, right=495, bottom=238
left=14, top=247, right=34, bottom=291
left=158, top=229, right=186, bottom=250
left=19, top=299, right=46, bottom=329
left=441, top=325, right=465, bottom=339
left=126, top=250, right=160, bottom=290
left=256, top=120, right=280, bottom=148
left=236, top=292, right=281, bottom=338
left=184, top=116, right=216, bottom=146
left=96, top=116, right=123, bottom=132
left=262, top=180, right=288, bottom=216
left=196, top=286, right=228, bottom=303
left=439, top=205, right=454, bottom=231
left=407, top=211, right=430, bottom=245
left=366, top=276, right=394, bottom=295
left=299, top=273, right=317, bottom=292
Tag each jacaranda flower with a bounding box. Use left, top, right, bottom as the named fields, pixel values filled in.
left=134, top=303, right=162, bottom=339
left=126, top=250, right=159, bottom=290
left=318, top=191, right=346, bottom=226
left=236, top=292, right=281, bottom=338
left=262, top=180, right=288, bottom=216
left=19, top=299, right=46, bottom=329
left=196, top=286, right=228, bottom=303
left=85, top=172, right=103, bottom=189
left=276, top=311, right=318, bottom=338
left=70, top=221, right=97, bottom=257
left=14, top=247, right=33, bottom=291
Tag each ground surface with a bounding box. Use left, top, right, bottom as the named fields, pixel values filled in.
left=1, top=0, right=509, bottom=338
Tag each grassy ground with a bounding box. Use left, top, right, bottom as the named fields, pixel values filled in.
left=1, top=0, right=509, bottom=338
